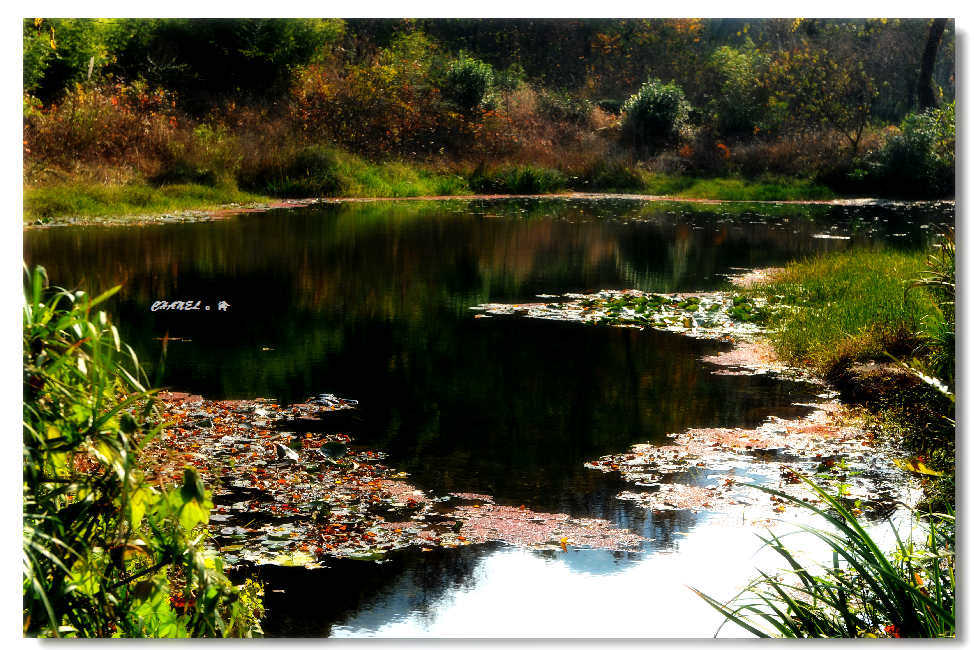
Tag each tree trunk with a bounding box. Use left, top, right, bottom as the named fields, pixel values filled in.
left=917, top=18, right=948, bottom=111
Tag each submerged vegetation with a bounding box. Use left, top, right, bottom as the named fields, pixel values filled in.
left=23, top=18, right=954, bottom=220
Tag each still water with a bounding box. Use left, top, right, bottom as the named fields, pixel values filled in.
left=24, top=197, right=951, bottom=636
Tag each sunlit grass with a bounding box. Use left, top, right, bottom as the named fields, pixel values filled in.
left=640, top=174, right=835, bottom=201
left=694, top=477, right=955, bottom=638
left=334, top=157, right=469, bottom=197
left=24, top=158, right=840, bottom=223
left=24, top=182, right=267, bottom=222
left=249, top=146, right=470, bottom=199
left=752, top=248, right=938, bottom=376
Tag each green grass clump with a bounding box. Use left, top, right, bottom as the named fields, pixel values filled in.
left=248, top=146, right=470, bottom=198
left=695, top=477, right=955, bottom=638
left=907, top=237, right=954, bottom=389
left=578, top=160, right=648, bottom=192
left=469, top=164, right=568, bottom=194
left=25, top=182, right=266, bottom=222
left=640, top=174, right=835, bottom=201
left=339, top=159, right=469, bottom=197
left=753, top=248, right=937, bottom=376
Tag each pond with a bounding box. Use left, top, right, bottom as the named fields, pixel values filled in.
left=23, top=197, right=952, bottom=637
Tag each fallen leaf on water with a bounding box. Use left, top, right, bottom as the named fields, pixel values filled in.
left=892, top=457, right=943, bottom=476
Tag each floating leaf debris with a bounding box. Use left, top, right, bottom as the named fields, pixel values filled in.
left=143, top=392, right=646, bottom=568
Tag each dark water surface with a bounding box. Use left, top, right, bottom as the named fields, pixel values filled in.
left=24, top=197, right=951, bottom=636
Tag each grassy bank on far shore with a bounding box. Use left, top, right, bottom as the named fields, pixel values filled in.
left=24, top=159, right=836, bottom=223
left=24, top=182, right=269, bottom=223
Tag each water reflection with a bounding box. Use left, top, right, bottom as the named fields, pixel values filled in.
left=257, top=516, right=775, bottom=638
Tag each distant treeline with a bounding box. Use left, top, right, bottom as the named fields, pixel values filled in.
left=23, top=18, right=955, bottom=200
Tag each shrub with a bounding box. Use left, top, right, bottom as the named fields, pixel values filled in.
left=24, top=81, right=179, bottom=172
left=152, top=124, right=241, bottom=188
left=442, top=53, right=495, bottom=113
left=23, top=266, right=263, bottom=637
left=469, top=164, right=567, bottom=194
left=536, top=89, right=593, bottom=126
left=595, top=99, right=623, bottom=115
left=621, top=77, right=691, bottom=151
left=869, top=102, right=955, bottom=198
left=269, top=145, right=343, bottom=197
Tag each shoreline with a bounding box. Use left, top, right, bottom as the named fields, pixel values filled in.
left=23, top=192, right=955, bottom=229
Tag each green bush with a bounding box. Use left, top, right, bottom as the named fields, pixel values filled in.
left=705, top=44, right=768, bottom=137
left=23, top=266, right=263, bottom=637
left=870, top=102, right=955, bottom=198
left=469, top=164, right=567, bottom=194
left=248, top=145, right=343, bottom=197
left=442, top=53, right=494, bottom=113
left=493, top=62, right=526, bottom=93
left=621, top=78, right=691, bottom=151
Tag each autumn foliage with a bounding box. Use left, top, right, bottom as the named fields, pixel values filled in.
left=23, top=18, right=956, bottom=200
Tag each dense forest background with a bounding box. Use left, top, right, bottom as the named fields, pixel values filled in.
left=23, top=18, right=955, bottom=204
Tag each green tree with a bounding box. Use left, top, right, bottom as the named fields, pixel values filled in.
left=103, top=18, right=344, bottom=110
left=441, top=52, right=495, bottom=113
left=764, top=45, right=877, bottom=153
left=24, top=19, right=110, bottom=102
left=704, top=43, right=769, bottom=136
